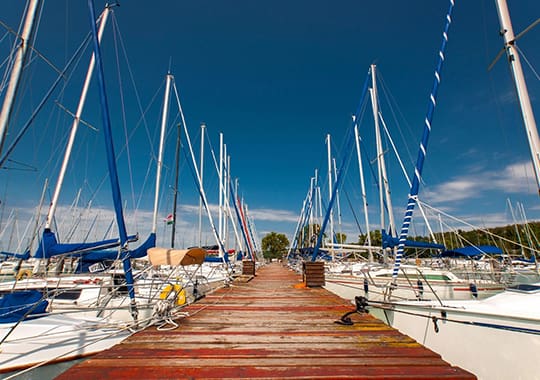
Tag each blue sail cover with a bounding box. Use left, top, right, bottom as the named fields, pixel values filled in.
left=74, top=233, right=155, bottom=273
left=204, top=256, right=226, bottom=263
left=129, top=232, right=155, bottom=259
left=34, top=229, right=138, bottom=259
left=382, top=229, right=445, bottom=250
left=513, top=255, right=536, bottom=263
left=441, top=245, right=503, bottom=258
left=300, top=247, right=331, bottom=261
left=0, top=290, right=48, bottom=323
left=0, top=250, right=30, bottom=260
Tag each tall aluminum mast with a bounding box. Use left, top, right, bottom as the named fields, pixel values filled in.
left=494, top=0, right=540, bottom=195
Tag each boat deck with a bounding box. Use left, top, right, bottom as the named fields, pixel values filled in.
left=56, top=262, right=476, bottom=379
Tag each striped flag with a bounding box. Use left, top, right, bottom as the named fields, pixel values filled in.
left=164, top=213, right=174, bottom=225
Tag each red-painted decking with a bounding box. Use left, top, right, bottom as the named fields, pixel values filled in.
left=56, top=263, right=476, bottom=379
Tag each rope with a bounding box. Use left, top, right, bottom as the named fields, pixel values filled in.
left=152, top=299, right=180, bottom=331
left=149, top=281, right=181, bottom=331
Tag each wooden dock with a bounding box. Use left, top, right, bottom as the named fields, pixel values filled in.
left=57, top=263, right=476, bottom=379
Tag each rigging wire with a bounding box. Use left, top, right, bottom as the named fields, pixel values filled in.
left=418, top=198, right=538, bottom=255
left=342, top=188, right=363, bottom=236
left=376, top=69, right=416, bottom=170
left=0, top=19, right=64, bottom=79
left=111, top=10, right=136, bottom=214
left=515, top=44, right=540, bottom=82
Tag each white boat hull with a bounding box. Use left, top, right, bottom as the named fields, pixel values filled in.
left=375, top=285, right=540, bottom=380
left=0, top=314, right=130, bottom=374
left=325, top=272, right=504, bottom=302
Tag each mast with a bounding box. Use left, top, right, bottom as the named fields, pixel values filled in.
left=354, top=124, right=372, bottom=261
left=171, top=122, right=181, bottom=248
left=218, top=132, right=224, bottom=254
left=289, top=183, right=311, bottom=254
left=333, top=157, right=343, bottom=245
left=309, top=174, right=317, bottom=245
left=224, top=157, right=244, bottom=257
left=154, top=74, right=172, bottom=240
left=371, top=64, right=396, bottom=237
left=311, top=70, right=371, bottom=261
left=243, top=202, right=259, bottom=258
left=88, top=0, right=127, bottom=243
left=316, top=176, right=322, bottom=232
left=494, top=0, right=540, bottom=195
left=0, top=27, right=95, bottom=169
left=45, top=6, right=110, bottom=230
left=378, top=110, right=440, bottom=246
left=87, top=0, right=136, bottom=320
left=171, top=80, right=228, bottom=262
left=222, top=143, right=228, bottom=252
left=238, top=195, right=254, bottom=260
left=391, top=0, right=454, bottom=282
left=198, top=123, right=205, bottom=246
left=229, top=178, right=252, bottom=259
left=224, top=152, right=231, bottom=252
left=0, top=0, right=41, bottom=157
left=326, top=134, right=334, bottom=250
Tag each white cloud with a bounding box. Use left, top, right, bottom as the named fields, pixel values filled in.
left=423, top=160, right=536, bottom=204
left=494, top=162, right=537, bottom=192
left=248, top=208, right=299, bottom=222
left=179, top=203, right=219, bottom=215
left=0, top=200, right=304, bottom=252
left=423, top=179, right=479, bottom=203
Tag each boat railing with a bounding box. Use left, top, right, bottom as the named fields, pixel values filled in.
left=411, top=267, right=444, bottom=305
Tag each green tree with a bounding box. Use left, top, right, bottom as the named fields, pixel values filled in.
left=335, top=232, right=347, bottom=244
left=262, top=232, right=290, bottom=260
left=360, top=230, right=382, bottom=246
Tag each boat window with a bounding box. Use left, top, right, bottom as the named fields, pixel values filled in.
left=507, top=284, right=540, bottom=293
left=424, top=274, right=451, bottom=281
left=51, top=289, right=82, bottom=300
left=376, top=273, right=451, bottom=281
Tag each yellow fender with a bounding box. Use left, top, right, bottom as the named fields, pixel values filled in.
left=16, top=269, right=32, bottom=280
left=159, top=284, right=186, bottom=306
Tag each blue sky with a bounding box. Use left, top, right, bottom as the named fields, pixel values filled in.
left=1, top=1, right=540, bottom=252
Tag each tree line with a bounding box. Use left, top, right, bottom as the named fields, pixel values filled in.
left=260, top=221, right=540, bottom=260
left=357, top=222, right=540, bottom=258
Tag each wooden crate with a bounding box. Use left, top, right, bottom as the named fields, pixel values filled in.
left=242, top=260, right=256, bottom=276
left=303, top=261, right=325, bottom=287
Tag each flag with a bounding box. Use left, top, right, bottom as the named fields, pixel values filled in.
left=164, top=213, right=174, bottom=225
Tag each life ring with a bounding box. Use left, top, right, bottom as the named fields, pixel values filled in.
left=159, top=284, right=186, bottom=306
left=16, top=269, right=32, bottom=280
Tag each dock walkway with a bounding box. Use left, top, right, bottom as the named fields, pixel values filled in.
left=57, top=263, right=475, bottom=379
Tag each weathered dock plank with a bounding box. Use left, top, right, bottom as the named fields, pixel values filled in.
left=56, top=263, right=476, bottom=379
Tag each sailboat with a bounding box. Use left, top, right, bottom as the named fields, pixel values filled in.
left=144, top=76, right=249, bottom=302
left=368, top=1, right=540, bottom=379
left=0, top=303, right=130, bottom=374
left=0, top=1, right=141, bottom=374
left=0, top=2, right=139, bottom=317
left=318, top=61, right=509, bottom=302
left=294, top=60, right=509, bottom=301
